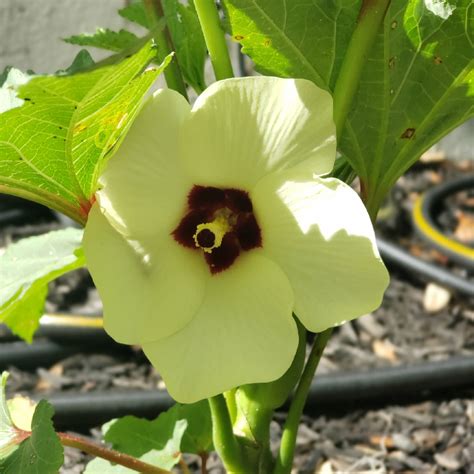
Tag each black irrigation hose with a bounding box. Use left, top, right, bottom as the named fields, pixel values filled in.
left=43, top=356, right=474, bottom=430
left=377, top=238, right=474, bottom=297
left=0, top=314, right=110, bottom=344
left=413, top=175, right=474, bottom=269
left=0, top=195, right=55, bottom=225
left=0, top=209, right=25, bottom=226
left=0, top=339, right=131, bottom=371
left=0, top=340, right=90, bottom=371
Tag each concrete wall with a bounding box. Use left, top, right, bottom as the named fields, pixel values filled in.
left=0, top=0, right=134, bottom=73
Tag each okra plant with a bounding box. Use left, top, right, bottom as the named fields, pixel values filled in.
left=0, top=0, right=472, bottom=473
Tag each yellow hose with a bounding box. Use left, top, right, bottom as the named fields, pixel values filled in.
left=413, top=196, right=474, bottom=261
left=39, top=314, right=103, bottom=329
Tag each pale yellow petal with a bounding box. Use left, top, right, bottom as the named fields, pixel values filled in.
left=179, top=77, right=335, bottom=189
left=98, top=88, right=192, bottom=238
left=83, top=204, right=208, bottom=344
left=142, top=253, right=297, bottom=403
left=252, top=168, right=389, bottom=332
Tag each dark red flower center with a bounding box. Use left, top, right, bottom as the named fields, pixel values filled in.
left=172, top=185, right=262, bottom=274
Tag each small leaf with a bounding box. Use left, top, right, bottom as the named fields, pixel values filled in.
left=162, top=0, right=207, bottom=92
left=0, top=400, right=63, bottom=474
left=104, top=401, right=212, bottom=456
left=174, top=401, right=213, bottom=454
left=0, top=228, right=84, bottom=342
left=91, top=0, right=207, bottom=92
left=64, top=29, right=140, bottom=53
left=84, top=419, right=186, bottom=473
left=119, top=2, right=149, bottom=28
left=58, top=49, right=95, bottom=75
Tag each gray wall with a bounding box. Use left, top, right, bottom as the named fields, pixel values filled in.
left=0, top=0, right=133, bottom=73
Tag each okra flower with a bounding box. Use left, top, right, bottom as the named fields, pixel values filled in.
left=83, top=77, right=389, bottom=403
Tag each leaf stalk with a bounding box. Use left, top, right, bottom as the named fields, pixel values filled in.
left=59, top=432, right=172, bottom=474
left=333, top=0, right=391, bottom=140
left=194, top=0, right=234, bottom=80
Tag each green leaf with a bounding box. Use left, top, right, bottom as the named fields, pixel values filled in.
left=177, top=400, right=213, bottom=454
left=0, top=400, right=63, bottom=474
left=223, top=0, right=361, bottom=91
left=0, top=373, right=18, bottom=460
left=102, top=401, right=212, bottom=458
left=0, top=42, right=168, bottom=223
left=64, top=29, right=140, bottom=53
left=57, top=50, right=95, bottom=75
left=119, top=2, right=149, bottom=28
left=84, top=419, right=187, bottom=473
left=0, top=228, right=84, bottom=342
left=224, top=0, right=473, bottom=209
left=102, top=0, right=207, bottom=92
left=70, top=49, right=172, bottom=198
left=339, top=0, right=474, bottom=208
left=162, top=0, right=207, bottom=92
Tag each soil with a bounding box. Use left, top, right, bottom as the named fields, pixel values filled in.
left=1, top=158, right=473, bottom=473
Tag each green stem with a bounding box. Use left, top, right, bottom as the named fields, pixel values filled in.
left=224, top=388, right=238, bottom=425
left=208, top=395, right=246, bottom=472
left=59, top=432, right=171, bottom=474
left=333, top=0, right=391, bottom=140
left=194, top=0, right=234, bottom=80
left=273, top=328, right=333, bottom=474
left=143, top=0, right=188, bottom=99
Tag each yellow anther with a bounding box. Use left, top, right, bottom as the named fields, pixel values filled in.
left=193, top=216, right=231, bottom=253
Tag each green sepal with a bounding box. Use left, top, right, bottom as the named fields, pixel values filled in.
left=237, top=318, right=306, bottom=413
left=231, top=321, right=306, bottom=471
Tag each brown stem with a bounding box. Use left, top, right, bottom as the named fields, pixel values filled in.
left=200, top=452, right=209, bottom=474
left=58, top=432, right=173, bottom=474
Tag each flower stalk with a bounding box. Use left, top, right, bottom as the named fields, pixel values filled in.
left=208, top=395, right=246, bottom=472
left=194, top=0, right=234, bottom=80
left=273, top=328, right=333, bottom=474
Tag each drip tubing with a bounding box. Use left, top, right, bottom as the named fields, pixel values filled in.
left=377, top=238, right=474, bottom=297
left=0, top=339, right=131, bottom=371
left=43, top=356, right=474, bottom=430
